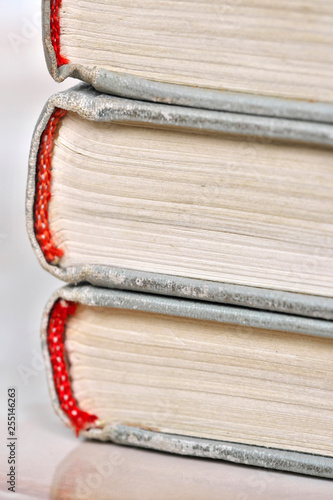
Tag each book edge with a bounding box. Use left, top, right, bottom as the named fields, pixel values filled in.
left=86, top=425, right=333, bottom=479
left=41, top=1, right=333, bottom=122
left=41, top=285, right=333, bottom=479
left=26, top=85, right=333, bottom=319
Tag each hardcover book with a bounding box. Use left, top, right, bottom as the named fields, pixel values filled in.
left=27, top=85, right=333, bottom=317
left=43, top=0, right=333, bottom=117
left=42, top=285, right=333, bottom=478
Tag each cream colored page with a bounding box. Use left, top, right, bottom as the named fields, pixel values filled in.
left=49, top=112, right=333, bottom=296
left=60, top=0, right=333, bottom=102
left=65, top=305, right=333, bottom=456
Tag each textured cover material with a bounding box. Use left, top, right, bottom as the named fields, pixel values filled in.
left=41, top=285, right=333, bottom=479
left=42, top=1, right=333, bottom=123
left=26, top=84, right=333, bottom=320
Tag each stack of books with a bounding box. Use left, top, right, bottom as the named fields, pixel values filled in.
left=26, top=0, right=333, bottom=478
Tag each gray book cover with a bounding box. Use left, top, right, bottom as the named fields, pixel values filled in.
left=41, top=284, right=333, bottom=479
left=26, top=84, right=333, bottom=319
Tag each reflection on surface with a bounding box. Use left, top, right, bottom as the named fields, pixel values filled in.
left=51, top=440, right=333, bottom=500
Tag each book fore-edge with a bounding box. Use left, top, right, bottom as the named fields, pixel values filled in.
left=42, top=0, right=333, bottom=123
left=41, top=284, right=333, bottom=479
left=26, top=85, right=333, bottom=319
